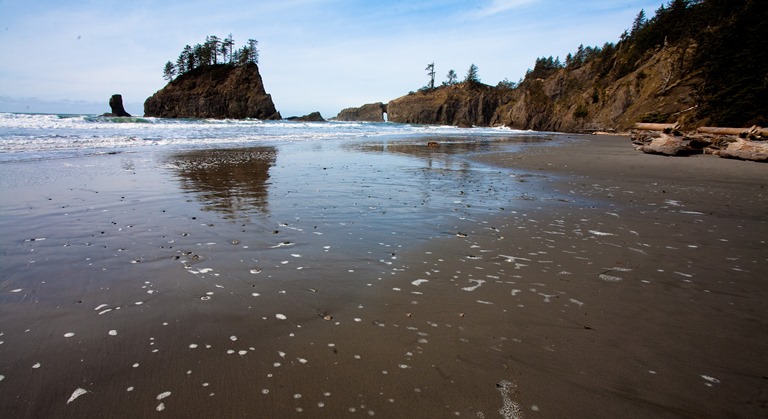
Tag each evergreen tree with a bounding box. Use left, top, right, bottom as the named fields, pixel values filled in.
left=247, top=39, right=259, bottom=64
left=445, top=69, right=458, bottom=85
left=425, top=62, right=436, bottom=90
left=631, top=9, right=647, bottom=36
left=162, top=35, right=261, bottom=79
left=464, top=64, right=480, bottom=84
left=222, top=34, right=235, bottom=64
left=163, top=61, right=176, bottom=81
left=206, top=35, right=221, bottom=65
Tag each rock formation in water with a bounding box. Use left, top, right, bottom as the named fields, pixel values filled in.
left=335, top=103, right=387, bottom=122
left=144, top=63, right=281, bottom=120
left=286, top=111, right=325, bottom=122
left=103, top=94, right=131, bottom=117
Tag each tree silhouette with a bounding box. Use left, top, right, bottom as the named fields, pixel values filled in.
left=163, top=61, right=176, bottom=81
left=163, top=35, right=260, bottom=80
left=444, top=69, right=458, bottom=86
left=425, top=62, right=436, bottom=90
left=464, top=64, right=480, bottom=84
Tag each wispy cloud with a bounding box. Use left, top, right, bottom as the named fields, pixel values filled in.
left=472, top=0, right=538, bottom=18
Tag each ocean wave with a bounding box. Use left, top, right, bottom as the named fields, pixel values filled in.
left=0, top=112, right=544, bottom=162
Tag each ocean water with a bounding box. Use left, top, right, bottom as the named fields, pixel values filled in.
left=0, top=111, right=557, bottom=279
left=0, top=112, right=546, bottom=163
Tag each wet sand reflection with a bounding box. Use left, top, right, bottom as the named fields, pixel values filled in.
left=168, top=147, right=276, bottom=219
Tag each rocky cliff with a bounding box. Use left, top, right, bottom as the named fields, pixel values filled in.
left=490, top=44, right=700, bottom=132
left=387, top=83, right=503, bottom=127
left=337, top=1, right=766, bottom=132
left=348, top=44, right=701, bottom=132
left=144, top=63, right=281, bottom=120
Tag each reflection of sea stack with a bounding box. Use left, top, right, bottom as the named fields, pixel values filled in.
left=105, top=94, right=132, bottom=117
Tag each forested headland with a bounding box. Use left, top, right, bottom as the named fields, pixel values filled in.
left=378, top=0, right=767, bottom=130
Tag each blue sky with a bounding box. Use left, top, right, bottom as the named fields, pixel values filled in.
left=0, top=0, right=662, bottom=117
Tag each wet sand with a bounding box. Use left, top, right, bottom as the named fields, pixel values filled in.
left=0, top=134, right=766, bottom=418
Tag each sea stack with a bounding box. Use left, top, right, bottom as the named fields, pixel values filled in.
left=107, top=94, right=132, bottom=117
left=143, top=63, right=281, bottom=120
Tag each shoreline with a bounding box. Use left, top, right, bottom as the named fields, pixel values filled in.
left=1, top=134, right=766, bottom=417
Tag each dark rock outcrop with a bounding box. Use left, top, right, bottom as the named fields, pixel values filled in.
left=386, top=83, right=502, bottom=127
left=286, top=112, right=325, bottom=122
left=103, top=94, right=131, bottom=117
left=144, top=63, right=281, bottom=120
left=335, top=103, right=387, bottom=122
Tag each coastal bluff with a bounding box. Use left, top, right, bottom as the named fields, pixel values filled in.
left=144, top=63, right=281, bottom=120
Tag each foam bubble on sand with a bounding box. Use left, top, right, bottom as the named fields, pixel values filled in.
left=599, top=274, right=622, bottom=282
left=701, top=375, right=720, bottom=385
left=64, top=332, right=75, bottom=338
left=108, top=330, right=117, bottom=336
left=411, top=279, right=428, bottom=286
left=276, top=314, right=287, bottom=320
left=249, top=269, right=262, bottom=274
left=156, top=403, right=165, bottom=411
left=496, top=380, right=523, bottom=419
left=66, top=388, right=89, bottom=404
left=588, top=230, right=614, bottom=236
left=270, top=241, right=294, bottom=248
left=157, top=391, right=171, bottom=400
left=189, top=344, right=198, bottom=349
left=10, top=289, right=22, bottom=293
left=462, top=279, right=485, bottom=292
left=32, top=362, right=41, bottom=369
left=230, top=335, right=237, bottom=342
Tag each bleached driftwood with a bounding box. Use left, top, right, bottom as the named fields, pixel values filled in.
left=633, top=122, right=679, bottom=131
left=697, top=126, right=767, bottom=138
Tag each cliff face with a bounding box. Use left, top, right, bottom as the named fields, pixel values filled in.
left=337, top=2, right=766, bottom=131
left=357, top=44, right=699, bottom=131
left=387, top=84, right=503, bottom=127
left=144, top=63, right=281, bottom=120
left=492, top=44, right=700, bottom=132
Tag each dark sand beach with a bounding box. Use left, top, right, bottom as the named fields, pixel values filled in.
left=0, top=134, right=766, bottom=418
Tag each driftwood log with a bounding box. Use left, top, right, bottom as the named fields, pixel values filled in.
left=631, top=122, right=767, bottom=162
left=633, top=122, right=679, bottom=131
left=697, top=126, right=768, bottom=137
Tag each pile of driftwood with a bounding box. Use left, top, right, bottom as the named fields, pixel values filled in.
left=631, top=123, right=768, bottom=162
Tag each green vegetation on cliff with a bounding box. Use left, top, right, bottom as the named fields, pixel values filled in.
left=162, top=35, right=260, bottom=82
